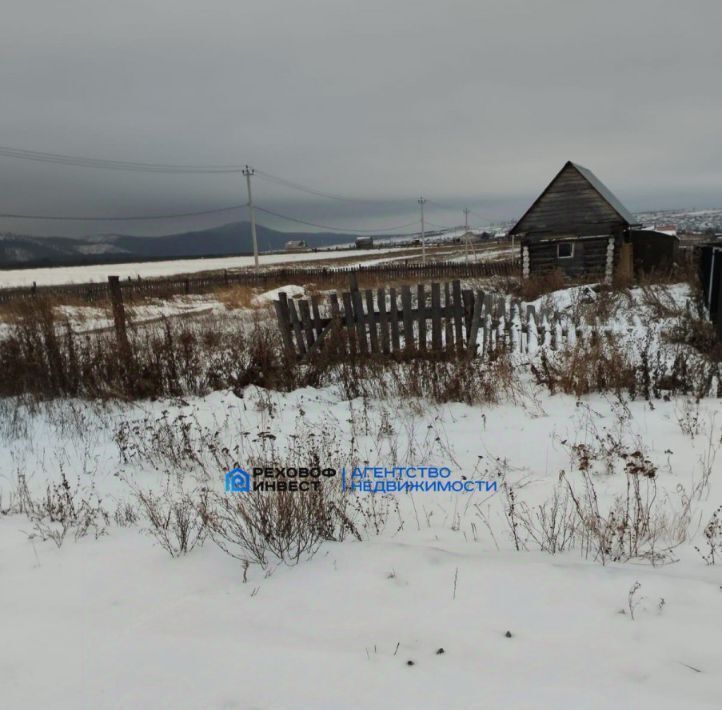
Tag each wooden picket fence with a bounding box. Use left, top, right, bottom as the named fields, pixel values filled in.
left=274, top=279, right=594, bottom=359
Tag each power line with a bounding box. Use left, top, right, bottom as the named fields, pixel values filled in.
left=425, top=219, right=460, bottom=231
left=255, top=205, right=418, bottom=234
left=0, top=145, right=245, bottom=173
left=424, top=197, right=487, bottom=222
left=0, top=203, right=246, bottom=221
left=254, top=170, right=378, bottom=204
left=0, top=144, right=418, bottom=207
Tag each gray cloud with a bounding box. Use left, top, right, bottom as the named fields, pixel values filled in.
left=0, top=0, right=720, bottom=236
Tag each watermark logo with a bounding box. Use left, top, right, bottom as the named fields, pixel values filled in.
left=225, top=466, right=337, bottom=492
left=342, top=465, right=498, bottom=494
left=225, top=467, right=251, bottom=492
left=224, top=464, right=495, bottom=495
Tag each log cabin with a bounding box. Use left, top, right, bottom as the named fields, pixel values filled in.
left=510, top=161, right=640, bottom=281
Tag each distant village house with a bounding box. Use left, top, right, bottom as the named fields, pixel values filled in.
left=284, top=240, right=309, bottom=252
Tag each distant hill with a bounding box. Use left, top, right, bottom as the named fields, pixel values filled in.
left=0, top=222, right=364, bottom=268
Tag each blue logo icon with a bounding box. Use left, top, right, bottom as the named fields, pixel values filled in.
left=225, top=467, right=251, bottom=492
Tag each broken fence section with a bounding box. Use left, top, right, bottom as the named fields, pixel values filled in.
left=274, top=280, right=604, bottom=359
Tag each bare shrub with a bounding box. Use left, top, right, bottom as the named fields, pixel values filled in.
left=200, top=479, right=358, bottom=567
left=665, top=313, right=722, bottom=363
left=113, top=501, right=139, bottom=527
left=22, top=473, right=109, bottom=547
left=561, top=466, right=685, bottom=565
left=134, top=476, right=207, bottom=557
left=347, top=492, right=403, bottom=538
left=532, top=339, right=637, bottom=398
left=695, top=506, right=722, bottom=565
left=510, top=483, right=579, bottom=554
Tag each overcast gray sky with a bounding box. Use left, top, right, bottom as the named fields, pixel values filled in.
left=1, top=0, right=720, bottom=236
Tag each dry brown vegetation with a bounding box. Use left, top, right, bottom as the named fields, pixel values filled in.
left=0, top=296, right=517, bottom=403
left=1, top=269, right=719, bottom=404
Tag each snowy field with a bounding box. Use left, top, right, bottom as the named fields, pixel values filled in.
left=1, top=282, right=722, bottom=708
left=1, top=387, right=722, bottom=709
left=0, top=247, right=399, bottom=289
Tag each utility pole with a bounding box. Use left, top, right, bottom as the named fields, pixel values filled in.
left=463, top=208, right=470, bottom=264
left=418, top=196, right=426, bottom=264
left=242, top=165, right=259, bottom=269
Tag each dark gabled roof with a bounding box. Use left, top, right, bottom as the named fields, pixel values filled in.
left=570, top=162, right=636, bottom=225
left=509, top=161, right=636, bottom=235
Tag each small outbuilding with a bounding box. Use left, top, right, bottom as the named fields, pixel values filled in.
left=284, top=240, right=309, bottom=252
left=355, top=236, right=374, bottom=249
left=629, top=229, right=679, bottom=273
left=509, top=161, right=677, bottom=282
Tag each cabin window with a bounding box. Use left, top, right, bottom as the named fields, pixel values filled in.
left=557, top=242, right=574, bottom=259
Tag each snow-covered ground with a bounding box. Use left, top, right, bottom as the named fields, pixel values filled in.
left=1, top=281, right=721, bottom=708
left=0, top=247, right=400, bottom=289
left=1, top=383, right=722, bottom=709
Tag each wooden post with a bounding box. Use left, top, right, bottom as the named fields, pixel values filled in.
left=483, top=310, right=492, bottom=356
left=616, top=241, right=633, bottom=285
left=311, top=297, right=323, bottom=339
left=274, top=293, right=296, bottom=354
left=351, top=288, right=368, bottom=354
left=298, top=300, right=315, bottom=349
left=526, top=305, right=538, bottom=354
left=452, top=280, right=464, bottom=353
left=467, top=290, right=483, bottom=355
left=553, top=317, right=563, bottom=351
left=341, top=291, right=357, bottom=355
left=511, top=303, right=521, bottom=353
left=430, top=283, right=442, bottom=351
left=401, top=285, right=414, bottom=352
left=567, top=316, right=577, bottom=348
left=715, top=262, right=722, bottom=339
left=108, top=276, right=131, bottom=362
left=378, top=287, right=390, bottom=354
left=483, top=292, right=494, bottom=317
left=349, top=271, right=359, bottom=293
left=444, top=282, right=454, bottom=352
left=287, top=299, right=307, bottom=355
left=462, top=289, right=474, bottom=334
left=417, top=283, right=427, bottom=352
left=329, top=292, right=341, bottom=322
left=389, top=287, right=401, bottom=352
left=365, top=289, right=379, bottom=353
left=540, top=314, right=551, bottom=348
left=328, top=292, right=345, bottom=354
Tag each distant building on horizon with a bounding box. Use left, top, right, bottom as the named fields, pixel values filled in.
left=284, top=239, right=309, bottom=252
left=355, top=236, right=374, bottom=249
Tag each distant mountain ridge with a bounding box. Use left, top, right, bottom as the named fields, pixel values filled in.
left=0, top=222, right=364, bottom=268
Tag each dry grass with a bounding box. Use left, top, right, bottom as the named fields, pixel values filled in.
left=532, top=339, right=638, bottom=398
left=214, top=283, right=266, bottom=310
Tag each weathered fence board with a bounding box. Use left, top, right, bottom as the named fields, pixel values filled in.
left=417, top=284, right=427, bottom=353
left=378, top=287, right=390, bottom=354
left=430, top=282, right=442, bottom=351
left=274, top=278, right=604, bottom=361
